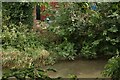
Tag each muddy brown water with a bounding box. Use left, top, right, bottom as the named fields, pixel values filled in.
left=43, top=59, right=108, bottom=78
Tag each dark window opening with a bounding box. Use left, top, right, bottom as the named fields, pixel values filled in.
left=36, top=5, right=40, bottom=20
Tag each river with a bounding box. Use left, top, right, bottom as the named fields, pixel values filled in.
left=43, top=58, right=108, bottom=78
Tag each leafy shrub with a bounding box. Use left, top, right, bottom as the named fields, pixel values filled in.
left=2, top=47, right=33, bottom=68
left=2, top=46, right=52, bottom=69
left=102, top=55, right=120, bottom=79
left=49, top=3, right=120, bottom=60
left=54, top=40, right=76, bottom=60
left=81, top=42, right=96, bottom=59
left=1, top=24, right=51, bottom=68
left=38, top=29, right=62, bottom=46
left=2, top=2, right=34, bottom=27
left=2, top=66, right=57, bottom=80
left=2, top=24, right=43, bottom=50
left=1, top=23, right=58, bottom=67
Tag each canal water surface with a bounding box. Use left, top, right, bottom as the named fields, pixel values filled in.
left=43, top=59, right=108, bottom=78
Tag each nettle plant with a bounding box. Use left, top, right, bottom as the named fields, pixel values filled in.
left=102, top=55, right=120, bottom=79
left=54, top=40, right=77, bottom=60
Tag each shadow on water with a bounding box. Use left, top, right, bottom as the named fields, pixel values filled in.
left=43, top=58, right=108, bottom=78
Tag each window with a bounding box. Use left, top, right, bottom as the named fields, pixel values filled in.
left=36, top=5, right=40, bottom=20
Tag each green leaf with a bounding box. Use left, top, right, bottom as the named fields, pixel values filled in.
left=103, top=30, right=107, bottom=35
left=92, top=39, right=102, bottom=46
left=108, top=26, right=118, bottom=33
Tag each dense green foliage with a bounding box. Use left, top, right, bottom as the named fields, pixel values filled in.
left=54, top=40, right=76, bottom=60
left=2, top=2, right=47, bottom=69
left=2, top=2, right=34, bottom=49
left=50, top=3, right=120, bottom=59
left=2, top=2, right=34, bottom=27
left=2, top=66, right=57, bottom=80
left=102, top=55, right=120, bottom=79
left=1, top=2, right=120, bottom=79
